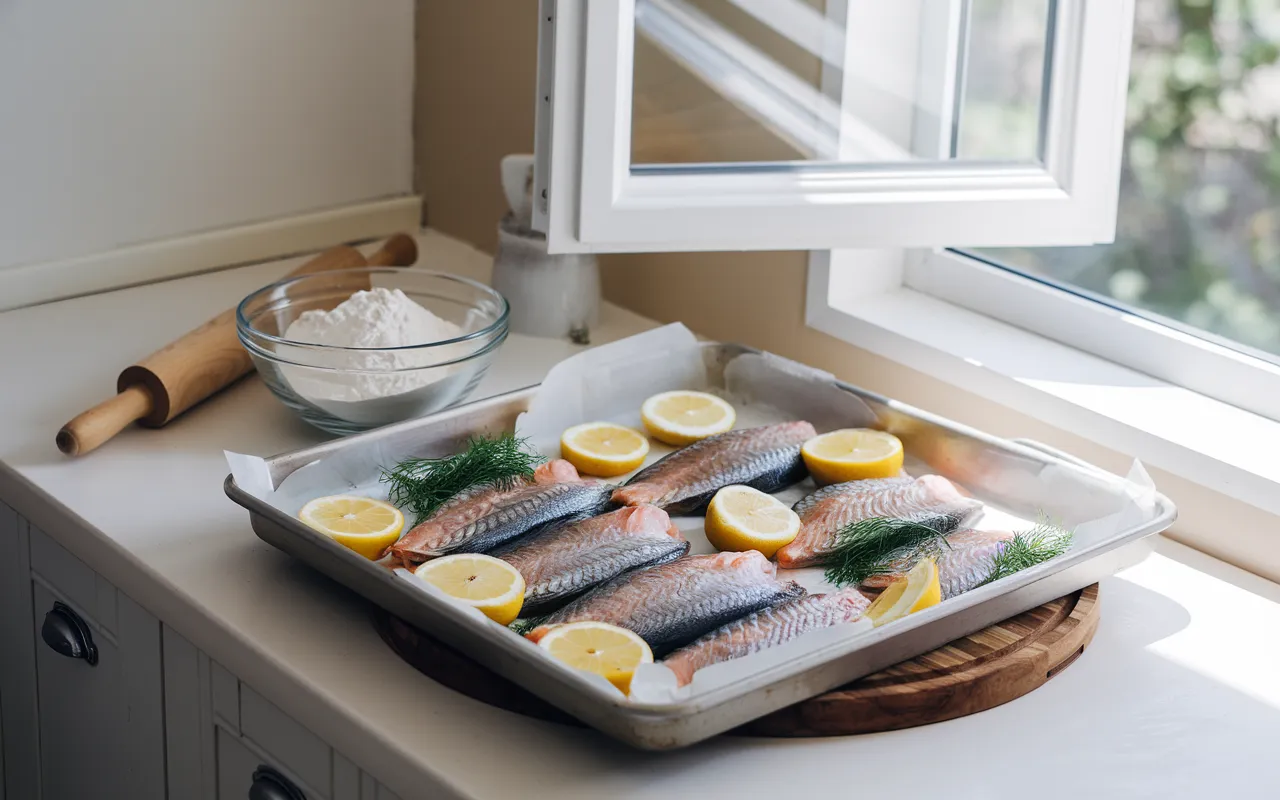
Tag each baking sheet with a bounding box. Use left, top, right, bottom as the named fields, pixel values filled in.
left=227, top=323, right=1159, bottom=706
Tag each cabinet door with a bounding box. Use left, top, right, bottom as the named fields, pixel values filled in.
left=0, top=504, right=36, bottom=800
left=217, top=726, right=321, bottom=800
left=31, top=581, right=165, bottom=800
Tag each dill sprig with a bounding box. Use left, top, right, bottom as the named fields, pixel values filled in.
left=508, top=616, right=542, bottom=636
left=822, top=518, right=952, bottom=588
left=380, top=434, right=545, bottom=522
left=821, top=515, right=1075, bottom=590
left=979, top=522, right=1073, bottom=587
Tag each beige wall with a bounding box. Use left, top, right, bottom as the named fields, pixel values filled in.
left=415, top=1, right=1278, bottom=581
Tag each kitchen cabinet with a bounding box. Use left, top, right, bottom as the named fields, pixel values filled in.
left=30, top=581, right=164, bottom=799
left=163, top=626, right=402, bottom=800
left=0, top=499, right=400, bottom=799
left=0, top=500, right=35, bottom=800
left=0, top=507, right=166, bottom=800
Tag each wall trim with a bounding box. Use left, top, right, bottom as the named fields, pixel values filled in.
left=0, top=196, right=423, bottom=312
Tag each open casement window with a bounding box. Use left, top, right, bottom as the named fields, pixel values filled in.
left=533, top=0, right=1135, bottom=254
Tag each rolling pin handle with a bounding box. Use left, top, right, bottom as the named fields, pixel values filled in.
left=56, top=385, right=155, bottom=456
left=366, top=233, right=418, bottom=267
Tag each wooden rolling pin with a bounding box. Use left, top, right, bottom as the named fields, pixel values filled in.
left=56, top=234, right=419, bottom=456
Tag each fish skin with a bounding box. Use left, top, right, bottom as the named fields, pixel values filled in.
left=527, top=551, right=806, bottom=657
left=776, top=474, right=982, bottom=569
left=663, top=588, right=870, bottom=686
left=612, top=422, right=816, bottom=515
left=389, top=459, right=613, bottom=563
left=862, top=528, right=1016, bottom=600
left=491, top=505, right=689, bottom=615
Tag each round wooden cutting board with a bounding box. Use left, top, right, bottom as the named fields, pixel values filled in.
left=373, top=584, right=1099, bottom=737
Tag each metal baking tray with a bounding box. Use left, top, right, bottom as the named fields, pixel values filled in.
left=225, top=342, right=1176, bottom=749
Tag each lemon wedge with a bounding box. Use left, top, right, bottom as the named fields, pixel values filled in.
left=864, top=557, right=941, bottom=627
left=559, top=422, right=650, bottom=477
left=640, top=390, right=736, bottom=446
left=537, top=621, right=653, bottom=695
left=298, top=495, right=404, bottom=560
left=801, top=428, right=904, bottom=485
left=414, top=554, right=526, bottom=625
left=704, top=485, right=801, bottom=559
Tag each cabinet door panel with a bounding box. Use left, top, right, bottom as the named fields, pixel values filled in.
left=0, top=506, right=38, bottom=800
left=240, top=686, right=332, bottom=796
left=29, top=527, right=108, bottom=632
left=217, top=727, right=321, bottom=800
left=31, top=582, right=165, bottom=800
left=32, top=582, right=130, bottom=800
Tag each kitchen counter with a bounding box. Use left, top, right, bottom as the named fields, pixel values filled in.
left=1, top=230, right=1278, bottom=799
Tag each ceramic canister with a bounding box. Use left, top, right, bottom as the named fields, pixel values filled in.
left=491, top=213, right=601, bottom=342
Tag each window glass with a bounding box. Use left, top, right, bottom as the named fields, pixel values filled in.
left=971, top=0, right=1280, bottom=360
left=629, top=0, right=1052, bottom=169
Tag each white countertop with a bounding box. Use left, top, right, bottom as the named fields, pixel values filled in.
left=2, top=231, right=1278, bottom=799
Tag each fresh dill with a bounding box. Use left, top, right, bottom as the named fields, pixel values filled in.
left=821, top=518, right=952, bottom=588
left=508, top=616, right=542, bottom=636
left=380, top=434, right=545, bottom=522
left=978, top=522, right=1074, bottom=587
left=821, top=515, right=1074, bottom=590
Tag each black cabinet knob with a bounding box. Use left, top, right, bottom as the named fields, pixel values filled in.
left=249, top=766, right=305, bottom=800
left=41, top=601, right=97, bottom=666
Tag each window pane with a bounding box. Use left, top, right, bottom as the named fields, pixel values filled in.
left=629, top=0, right=1052, bottom=169
left=970, top=0, right=1280, bottom=360
left=955, top=0, right=1051, bottom=161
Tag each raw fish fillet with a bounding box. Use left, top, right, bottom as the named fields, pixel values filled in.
left=663, top=588, right=870, bottom=686
left=389, top=460, right=613, bottom=563
left=776, top=475, right=982, bottom=569
left=527, top=551, right=805, bottom=656
left=491, top=505, right=689, bottom=615
left=613, top=422, right=815, bottom=515
left=862, top=528, right=1016, bottom=600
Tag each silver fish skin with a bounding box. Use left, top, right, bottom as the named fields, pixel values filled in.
left=778, top=474, right=982, bottom=569
left=528, top=551, right=806, bottom=657
left=391, top=459, right=584, bottom=563
left=491, top=505, right=689, bottom=615
left=390, top=459, right=615, bottom=562
left=861, top=528, right=1017, bottom=599
left=613, top=422, right=816, bottom=515
left=663, top=588, right=870, bottom=686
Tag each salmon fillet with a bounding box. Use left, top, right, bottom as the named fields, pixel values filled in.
left=862, top=528, right=1016, bottom=599
left=776, top=474, right=981, bottom=569
left=663, top=588, right=870, bottom=686
left=389, top=460, right=611, bottom=563
left=527, top=551, right=805, bottom=656
left=613, top=422, right=815, bottom=515
left=492, top=505, right=688, bottom=615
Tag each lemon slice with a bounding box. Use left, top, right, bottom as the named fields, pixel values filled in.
left=537, top=621, right=654, bottom=695
left=559, top=422, right=650, bottom=478
left=704, top=485, right=801, bottom=559
left=414, top=554, right=526, bottom=625
left=640, top=390, right=736, bottom=446
left=298, top=495, right=404, bottom=560
left=801, top=428, right=904, bottom=485
left=864, top=557, right=941, bottom=627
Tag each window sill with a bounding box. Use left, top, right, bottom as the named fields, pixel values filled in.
left=807, top=284, right=1280, bottom=519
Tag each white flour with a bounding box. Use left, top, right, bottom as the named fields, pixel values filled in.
left=282, top=288, right=469, bottom=402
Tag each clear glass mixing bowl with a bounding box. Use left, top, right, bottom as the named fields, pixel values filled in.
left=237, top=268, right=509, bottom=435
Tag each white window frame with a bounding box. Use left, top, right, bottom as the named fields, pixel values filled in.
left=905, top=248, right=1280, bottom=424
left=804, top=245, right=1280, bottom=521
left=534, top=0, right=1135, bottom=254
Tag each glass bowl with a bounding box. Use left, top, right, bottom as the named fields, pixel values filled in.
left=237, top=268, right=509, bottom=434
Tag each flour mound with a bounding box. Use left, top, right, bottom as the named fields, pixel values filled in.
left=281, top=288, right=470, bottom=403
